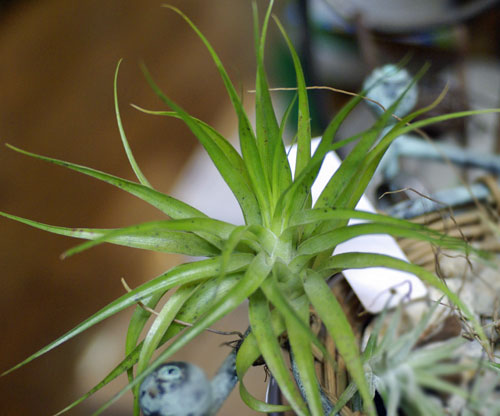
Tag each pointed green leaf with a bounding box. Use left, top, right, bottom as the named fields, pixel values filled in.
left=304, top=270, right=376, bottom=416
left=390, top=108, right=500, bottom=140
left=317, top=70, right=450, bottom=222
left=313, top=67, right=427, bottom=217
left=114, top=59, right=152, bottom=188
left=125, top=291, right=164, bottom=415
left=297, top=222, right=474, bottom=258
left=284, top=296, right=324, bottom=416
left=125, top=292, right=163, bottom=367
left=249, top=289, right=310, bottom=416
left=273, top=16, right=310, bottom=180
left=53, top=342, right=144, bottom=416
left=345, top=107, right=500, bottom=212
left=162, top=5, right=272, bottom=225
left=319, top=252, right=488, bottom=349
left=288, top=207, right=440, bottom=232
left=56, top=271, right=247, bottom=416
left=92, top=252, right=273, bottom=414
left=219, top=225, right=256, bottom=284
left=140, top=65, right=264, bottom=226
left=236, top=314, right=290, bottom=413
left=62, top=217, right=239, bottom=258
left=131, top=105, right=252, bottom=186
left=5, top=144, right=204, bottom=219
left=260, top=276, right=332, bottom=364
left=273, top=16, right=314, bottom=227
left=1, top=254, right=252, bottom=377
left=0, top=212, right=231, bottom=257
left=136, top=284, right=199, bottom=376
left=313, top=125, right=384, bottom=214
left=272, top=94, right=367, bottom=232
left=253, top=1, right=291, bottom=205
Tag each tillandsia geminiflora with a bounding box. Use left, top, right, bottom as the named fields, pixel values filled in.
left=1, top=1, right=499, bottom=415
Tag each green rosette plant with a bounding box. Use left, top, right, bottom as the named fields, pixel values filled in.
left=1, top=2, right=498, bottom=415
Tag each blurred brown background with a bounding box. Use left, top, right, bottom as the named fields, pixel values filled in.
left=0, top=0, right=272, bottom=414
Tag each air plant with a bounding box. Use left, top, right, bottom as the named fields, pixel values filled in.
left=1, top=1, right=498, bottom=415
left=329, top=301, right=490, bottom=416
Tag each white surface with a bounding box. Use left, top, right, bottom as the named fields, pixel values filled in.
left=172, top=138, right=427, bottom=313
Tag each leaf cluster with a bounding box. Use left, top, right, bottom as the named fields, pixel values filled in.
left=1, top=1, right=498, bottom=415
